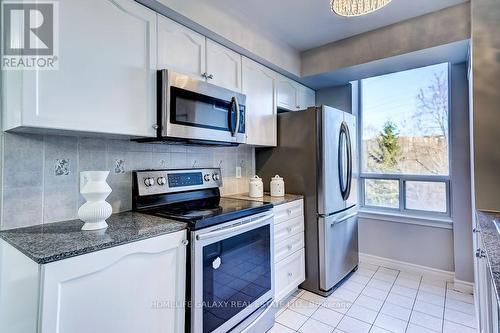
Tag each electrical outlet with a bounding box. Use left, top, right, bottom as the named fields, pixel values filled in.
left=235, top=166, right=242, bottom=179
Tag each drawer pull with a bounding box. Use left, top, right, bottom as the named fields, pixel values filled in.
left=287, top=209, right=292, bottom=215
left=287, top=244, right=293, bottom=250
left=288, top=272, right=293, bottom=277
left=287, top=227, right=293, bottom=232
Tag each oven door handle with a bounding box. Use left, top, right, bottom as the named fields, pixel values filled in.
left=196, top=213, right=273, bottom=241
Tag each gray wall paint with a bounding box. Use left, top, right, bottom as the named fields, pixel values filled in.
left=0, top=133, right=254, bottom=230
left=301, top=3, right=470, bottom=78
left=344, top=63, right=472, bottom=277
left=359, top=219, right=455, bottom=272
left=471, top=0, right=500, bottom=211
left=450, top=63, right=474, bottom=282
left=315, top=84, right=352, bottom=112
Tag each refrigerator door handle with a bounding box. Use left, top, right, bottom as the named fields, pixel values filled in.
left=330, top=212, right=357, bottom=226
left=338, top=122, right=352, bottom=201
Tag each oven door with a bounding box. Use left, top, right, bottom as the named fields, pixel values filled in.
left=191, top=212, right=274, bottom=333
left=160, top=70, right=246, bottom=144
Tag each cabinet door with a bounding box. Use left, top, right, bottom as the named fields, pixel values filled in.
left=478, top=235, right=492, bottom=333
left=6, top=0, right=156, bottom=136
left=39, top=231, right=187, bottom=333
left=7, top=0, right=157, bottom=137
left=157, top=15, right=206, bottom=80
left=242, top=57, right=277, bottom=146
left=277, top=76, right=299, bottom=111
left=298, top=84, right=316, bottom=109
left=206, top=39, right=242, bottom=92
left=275, top=248, right=305, bottom=302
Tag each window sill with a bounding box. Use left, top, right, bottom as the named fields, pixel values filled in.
left=358, top=209, right=453, bottom=229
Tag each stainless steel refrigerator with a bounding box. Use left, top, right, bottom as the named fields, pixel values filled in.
left=256, top=105, right=358, bottom=296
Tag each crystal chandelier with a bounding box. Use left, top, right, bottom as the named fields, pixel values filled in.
left=330, top=0, right=392, bottom=17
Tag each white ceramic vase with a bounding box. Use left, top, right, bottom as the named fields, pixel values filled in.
left=78, top=171, right=112, bottom=231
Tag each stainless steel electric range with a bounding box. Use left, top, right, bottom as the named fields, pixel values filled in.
left=132, top=168, right=275, bottom=333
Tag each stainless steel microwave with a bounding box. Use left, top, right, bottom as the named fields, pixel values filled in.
left=149, top=69, right=246, bottom=145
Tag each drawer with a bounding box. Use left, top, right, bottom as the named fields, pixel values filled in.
left=274, top=215, right=304, bottom=244
left=275, top=248, right=305, bottom=302
left=275, top=232, right=304, bottom=263
left=273, top=199, right=304, bottom=225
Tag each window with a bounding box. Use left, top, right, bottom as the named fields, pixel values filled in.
left=360, top=63, right=450, bottom=216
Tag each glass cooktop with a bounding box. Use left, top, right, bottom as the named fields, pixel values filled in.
left=146, top=197, right=273, bottom=230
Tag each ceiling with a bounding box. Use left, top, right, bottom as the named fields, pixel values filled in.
left=204, top=0, right=468, bottom=51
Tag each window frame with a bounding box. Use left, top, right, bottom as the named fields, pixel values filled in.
left=357, top=63, right=452, bottom=219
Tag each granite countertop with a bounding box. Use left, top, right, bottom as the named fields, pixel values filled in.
left=476, top=210, right=500, bottom=301
left=226, top=193, right=303, bottom=206
left=0, top=212, right=187, bottom=265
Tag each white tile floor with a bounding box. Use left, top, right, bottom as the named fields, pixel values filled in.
left=271, top=262, right=478, bottom=333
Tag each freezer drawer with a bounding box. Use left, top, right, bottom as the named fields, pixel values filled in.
left=318, top=208, right=359, bottom=292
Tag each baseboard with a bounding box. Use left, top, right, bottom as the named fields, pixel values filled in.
left=451, top=279, right=474, bottom=295
left=359, top=253, right=455, bottom=281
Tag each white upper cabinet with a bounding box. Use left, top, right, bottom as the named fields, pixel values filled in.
left=206, top=39, right=242, bottom=92
left=157, top=15, right=206, bottom=80
left=242, top=57, right=277, bottom=147
left=3, top=0, right=157, bottom=137
left=277, top=77, right=300, bottom=111
left=277, top=76, right=315, bottom=111
left=298, top=84, right=316, bottom=110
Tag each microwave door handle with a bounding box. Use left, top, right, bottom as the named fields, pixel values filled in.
left=229, top=97, right=236, bottom=136
left=233, top=96, right=240, bottom=137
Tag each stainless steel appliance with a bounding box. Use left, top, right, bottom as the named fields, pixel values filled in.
left=132, top=168, right=275, bottom=333
left=256, top=105, right=358, bottom=296
left=138, top=70, right=246, bottom=145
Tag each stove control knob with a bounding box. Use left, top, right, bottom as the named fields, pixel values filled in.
left=144, top=177, right=155, bottom=187
left=212, top=173, right=220, bottom=181
left=204, top=174, right=211, bottom=182
left=157, top=177, right=166, bottom=186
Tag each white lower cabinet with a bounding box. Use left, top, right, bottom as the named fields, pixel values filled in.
left=275, top=249, right=306, bottom=302
left=273, top=199, right=305, bottom=302
left=476, top=230, right=500, bottom=333
left=0, top=231, right=187, bottom=333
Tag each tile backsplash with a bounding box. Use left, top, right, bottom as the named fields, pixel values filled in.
left=0, top=133, right=255, bottom=230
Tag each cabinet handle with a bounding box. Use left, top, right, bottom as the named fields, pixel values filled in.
left=296, top=106, right=300, bottom=109
left=287, top=244, right=293, bottom=250
left=287, top=209, right=292, bottom=215
left=473, top=228, right=481, bottom=233
left=476, top=248, right=487, bottom=258
left=181, top=239, right=189, bottom=246
left=207, top=74, right=214, bottom=80
left=152, top=124, right=159, bottom=130
left=287, top=226, right=293, bottom=233
left=201, top=73, right=207, bottom=79
left=288, top=272, right=293, bottom=277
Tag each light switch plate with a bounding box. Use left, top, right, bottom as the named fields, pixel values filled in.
left=236, top=166, right=242, bottom=179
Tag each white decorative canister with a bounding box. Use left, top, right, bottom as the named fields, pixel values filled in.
left=78, top=171, right=113, bottom=231
left=270, top=175, right=285, bottom=197
left=249, top=175, right=264, bottom=198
